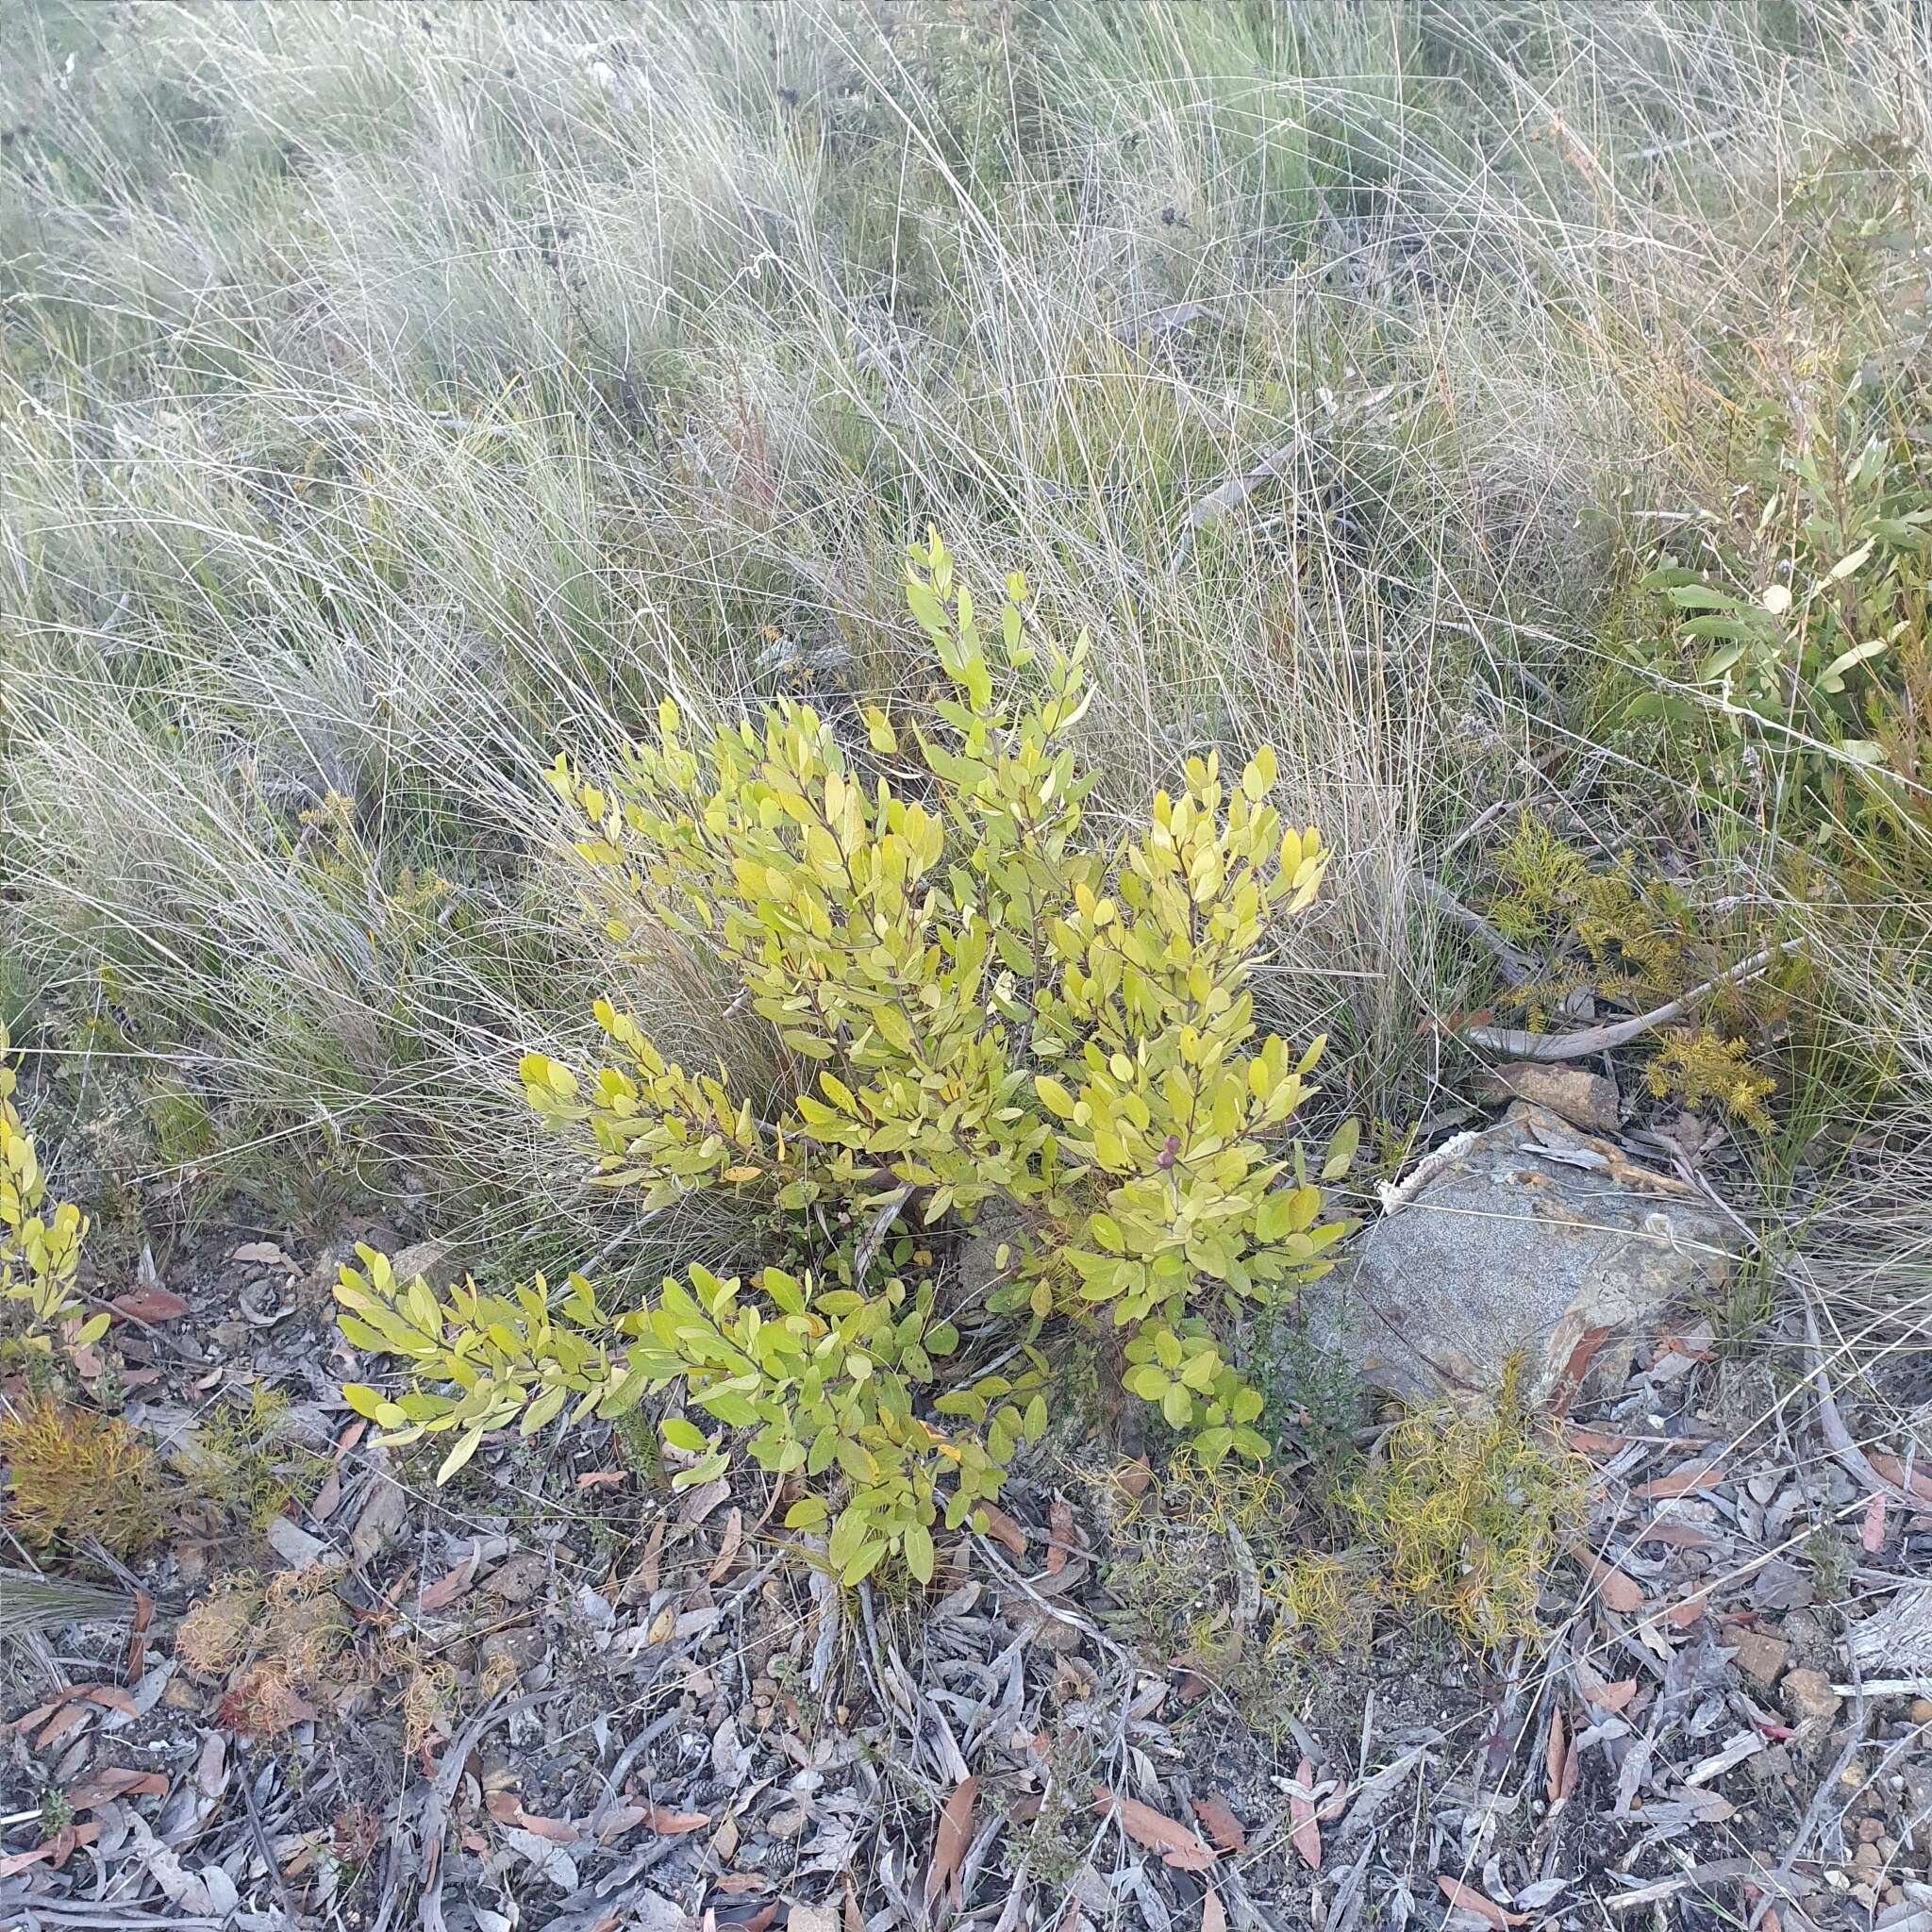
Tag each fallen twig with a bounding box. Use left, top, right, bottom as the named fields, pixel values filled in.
left=1459, top=938, right=1804, bottom=1060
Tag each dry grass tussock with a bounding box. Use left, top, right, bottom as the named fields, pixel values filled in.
left=0, top=0, right=1928, bottom=1430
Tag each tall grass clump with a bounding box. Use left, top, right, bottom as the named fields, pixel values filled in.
left=0, top=0, right=1927, bottom=1421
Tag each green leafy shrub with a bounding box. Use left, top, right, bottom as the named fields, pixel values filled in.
left=0, top=1020, right=105, bottom=1360
left=336, top=532, right=1352, bottom=1582
left=1634, top=411, right=1932, bottom=814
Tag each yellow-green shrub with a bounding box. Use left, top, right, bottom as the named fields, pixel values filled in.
left=336, top=531, right=1351, bottom=1582
left=0, top=1020, right=103, bottom=1357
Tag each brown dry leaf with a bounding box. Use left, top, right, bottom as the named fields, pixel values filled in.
left=1191, top=1793, right=1246, bottom=1855
left=644, top=1804, right=709, bottom=1836
left=1868, top=1451, right=1932, bottom=1502
left=1861, top=1491, right=1888, bottom=1554
left=709, top=1507, right=744, bottom=1584
left=600, top=1802, right=710, bottom=1840
left=1114, top=1457, right=1153, bottom=1499
left=1437, top=1875, right=1528, bottom=1927
left=1202, top=1885, right=1227, bottom=1932
left=110, top=1285, right=191, bottom=1323
left=1092, top=1786, right=1215, bottom=1872
left=308, top=1418, right=366, bottom=1523
left=1546, top=1324, right=1609, bottom=1421
left=842, top=1879, right=862, bottom=1932
left=677, top=1477, right=730, bottom=1526
left=36, top=1704, right=93, bottom=1751
left=1544, top=1711, right=1577, bottom=1808
left=125, top=1589, right=154, bottom=1684
left=64, top=1767, right=168, bottom=1809
left=978, top=1502, right=1028, bottom=1557
left=1568, top=1543, right=1644, bottom=1613
left=625, top=1517, right=667, bottom=1602
left=0, top=1822, right=99, bottom=1881
left=420, top=1545, right=485, bottom=1613
left=1046, top=1496, right=1074, bottom=1576
left=1592, top=1678, right=1638, bottom=1713
left=1564, top=1424, right=1628, bottom=1456
left=575, top=1469, right=626, bottom=1490
left=1632, top=1461, right=1724, bottom=1501
left=1635, top=1519, right=1714, bottom=1548
left=1288, top=1757, right=1322, bottom=1872
left=1665, top=1588, right=1710, bottom=1629
left=924, top=1775, right=975, bottom=1909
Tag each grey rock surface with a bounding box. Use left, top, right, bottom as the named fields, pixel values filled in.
left=1304, top=1101, right=1737, bottom=1405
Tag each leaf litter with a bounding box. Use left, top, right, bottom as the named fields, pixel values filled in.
left=4, top=1212, right=1932, bottom=1931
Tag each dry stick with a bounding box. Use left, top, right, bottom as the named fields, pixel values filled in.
left=1459, top=938, right=1805, bottom=1060
left=851, top=1180, right=915, bottom=1288
left=1796, top=1284, right=1928, bottom=1512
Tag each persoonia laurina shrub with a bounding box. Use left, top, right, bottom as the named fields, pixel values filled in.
left=336, top=532, right=1355, bottom=1584
left=0, top=1020, right=102, bottom=1359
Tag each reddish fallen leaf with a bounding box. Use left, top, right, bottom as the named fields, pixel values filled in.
left=843, top=1879, right=863, bottom=1932
left=64, top=1767, right=168, bottom=1809
left=924, top=1775, right=976, bottom=1908
left=0, top=1821, right=99, bottom=1881
left=308, top=1418, right=367, bottom=1524
left=1202, top=1885, right=1227, bottom=1932
left=1437, top=1874, right=1528, bottom=1927
left=1546, top=1324, right=1609, bottom=1421
left=1545, top=1710, right=1578, bottom=1809
left=125, top=1590, right=153, bottom=1684
left=12, top=1697, right=65, bottom=1734
left=420, top=1548, right=484, bottom=1613
left=1635, top=1519, right=1714, bottom=1548
left=1564, top=1424, right=1629, bottom=1456
left=1288, top=1756, right=1322, bottom=1871
left=1114, top=1457, right=1153, bottom=1500
left=1569, top=1543, right=1644, bottom=1613
left=1573, top=1657, right=1639, bottom=1713
left=575, top=1469, right=627, bottom=1490
left=1191, top=1793, right=1246, bottom=1855
left=77, top=1684, right=138, bottom=1714
left=1657, top=1327, right=1715, bottom=1361
left=642, top=1803, right=710, bottom=1836
left=110, top=1285, right=191, bottom=1323
left=712, top=1874, right=769, bottom=1895
left=1092, top=1786, right=1215, bottom=1872
left=36, top=1704, right=93, bottom=1751
left=596, top=1801, right=710, bottom=1840
left=1861, top=1491, right=1888, bottom=1554
left=1632, top=1461, right=1724, bottom=1501
left=1666, top=1588, right=1711, bottom=1629
left=1868, top=1451, right=1932, bottom=1502
left=484, top=1792, right=580, bottom=1844
left=1046, top=1496, right=1074, bottom=1576
left=978, top=1502, right=1029, bottom=1556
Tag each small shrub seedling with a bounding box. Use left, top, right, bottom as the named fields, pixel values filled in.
left=336, top=532, right=1354, bottom=1582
